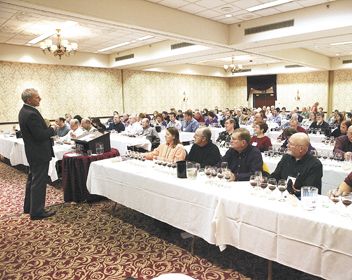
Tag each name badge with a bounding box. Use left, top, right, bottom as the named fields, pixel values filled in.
left=252, top=142, right=257, bottom=146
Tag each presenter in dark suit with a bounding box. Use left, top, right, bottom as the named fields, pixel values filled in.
left=18, top=88, right=56, bottom=220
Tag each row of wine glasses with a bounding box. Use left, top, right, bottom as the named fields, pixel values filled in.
left=126, top=150, right=146, bottom=161
left=310, top=150, right=344, bottom=162
left=249, top=175, right=287, bottom=201
left=264, top=147, right=288, bottom=158
left=328, top=188, right=352, bottom=217
left=204, top=162, right=231, bottom=182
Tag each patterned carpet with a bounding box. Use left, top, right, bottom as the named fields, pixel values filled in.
left=0, top=160, right=321, bottom=280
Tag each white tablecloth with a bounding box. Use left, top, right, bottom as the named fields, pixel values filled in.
left=267, top=131, right=326, bottom=143
left=0, top=134, right=73, bottom=181
left=110, top=133, right=151, bottom=155
left=87, top=159, right=219, bottom=244
left=87, top=159, right=352, bottom=280
left=271, top=140, right=334, bottom=155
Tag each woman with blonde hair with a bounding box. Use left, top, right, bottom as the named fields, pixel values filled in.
left=144, top=127, right=186, bottom=162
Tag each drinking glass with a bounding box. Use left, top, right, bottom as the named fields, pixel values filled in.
left=341, top=193, right=352, bottom=217
left=259, top=176, right=268, bottom=193
left=277, top=179, right=287, bottom=202
left=267, top=178, right=277, bottom=200
left=328, top=188, right=341, bottom=214
left=249, top=175, right=257, bottom=192
left=205, top=166, right=212, bottom=178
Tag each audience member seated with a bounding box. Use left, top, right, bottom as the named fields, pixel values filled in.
left=54, top=117, right=70, bottom=137
left=337, top=172, right=352, bottom=195
left=81, top=118, right=98, bottom=133
left=250, top=122, right=272, bottom=152
left=331, top=120, right=351, bottom=138
left=60, top=119, right=84, bottom=143
left=333, top=126, right=352, bottom=160
left=105, top=110, right=119, bottom=127
left=222, top=128, right=263, bottom=181
left=73, top=115, right=82, bottom=124
left=161, top=111, right=170, bottom=123
left=187, top=127, right=221, bottom=167
left=166, top=112, right=182, bottom=130
left=289, top=118, right=306, bottom=133
left=280, top=128, right=316, bottom=153
left=65, top=113, right=72, bottom=124
left=301, top=112, right=316, bottom=128
left=205, top=111, right=218, bottom=126
left=91, top=117, right=106, bottom=133
left=182, top=110, right=199, bottom=132
left=176, top=110, right=184, bottom=121
left=216, top=118, right=236, bottom=145
left=194, top=110, right=205, bottom=124
left=154, top=113, right=167, bottom=128
left=141, top=118, right=160, bottom=150
left=300, top=107, right=309, bottom=119
left=309, top=112, right=330, bottom=136
left=268, top=107, right=281, bottom=126
left=125, top=116, right=143, bottom=135
left=144, top=127, right=186, bottom=162
left=106, top=114, right=125, bottom=133
left=270, top=133, right=323, bottom=194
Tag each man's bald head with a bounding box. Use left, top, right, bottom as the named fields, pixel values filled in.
left=290, top=132, right=310, bottom=147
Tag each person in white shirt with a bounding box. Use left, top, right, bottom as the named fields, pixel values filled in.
left=125, top=115, right=143, bottom=135
left=60, top=119, right=84, bottom=143
left=81, top=118, right=97, bottom=133
left=166, top=112, right=182, bottom=130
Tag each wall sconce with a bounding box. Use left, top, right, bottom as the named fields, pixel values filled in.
left=294, top=90, right=300, bottom=101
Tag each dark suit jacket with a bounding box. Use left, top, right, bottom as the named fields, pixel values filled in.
left=18, top=104, right=55, bottom=164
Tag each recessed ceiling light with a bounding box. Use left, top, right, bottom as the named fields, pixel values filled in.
left=138, top=35, right=154, bottom=41
left=220, top=6, right=233, bottom=13
left=98, top=42, right=130, bottom=52
left=225, top=14, right=232, bottom=18
left=247, top=0, right=293, bottom=12
left=335, top=53, right=340, bottom=56
left=330, top=41, right=352, bottom=46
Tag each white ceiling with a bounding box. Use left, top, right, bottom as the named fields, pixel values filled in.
left=0, top=0, right=351, bottom=75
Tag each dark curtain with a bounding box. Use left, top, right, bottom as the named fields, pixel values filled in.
left=247, top=75, right=277, bottom=100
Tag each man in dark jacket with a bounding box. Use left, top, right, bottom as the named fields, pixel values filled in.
left=18, top=88, right=56, bottom=220
left=187, top=127, right=221, bottom=167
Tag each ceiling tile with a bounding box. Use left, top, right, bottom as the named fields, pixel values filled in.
left=195, top=0, right=227, bottom=9
left=178, top=3, right=205, bottom=13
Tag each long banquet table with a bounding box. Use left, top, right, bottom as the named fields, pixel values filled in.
left=86, top=158, right=352, bottom=280
left=0, top=134, right=73, bottom=181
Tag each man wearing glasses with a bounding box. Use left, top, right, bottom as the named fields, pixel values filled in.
left=270, top=132, right=323, bottom=194
left=187, top=127, right=221, bottom=167
left=222, top=128, right=263, bottom=181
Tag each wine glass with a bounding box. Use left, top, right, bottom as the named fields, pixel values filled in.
left=267, top=178, right=277, bottom=200
left=277, top=179, right=287, bottom=202
left=205, top=166, right=212, bottom=178
left=259, top=176, right=268, bottom=196
left=249, top=175, right=257, bottom=194
left=341, top=193, right=352, bottom=217
left=328, top=188, right=340, bottom=213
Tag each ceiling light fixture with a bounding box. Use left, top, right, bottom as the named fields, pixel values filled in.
left=138, top=35, right=154, bottom=41
left=39, top=29, right=77, bottom=59
left=224, top=57, right=243, bottom=74
left=330, top=41, right=352, bottom=46
left=247, top=0, right=293, bottom=12
left=98, top=42, right=131, bottom=52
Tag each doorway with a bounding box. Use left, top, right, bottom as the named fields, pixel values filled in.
left=253, top=94, right=276, bottom=108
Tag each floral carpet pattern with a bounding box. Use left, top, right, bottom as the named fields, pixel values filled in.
left=0, top=161, right=321, bottom=280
